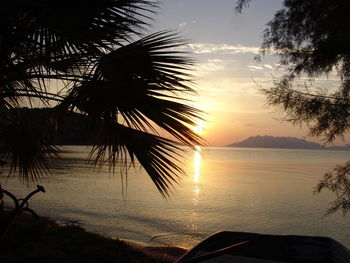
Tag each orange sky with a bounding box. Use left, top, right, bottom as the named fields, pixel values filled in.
left=153, top=1, right=348, bottom=147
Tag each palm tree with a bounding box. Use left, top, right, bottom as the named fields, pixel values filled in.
left=0, top=0, right=204, bottom=197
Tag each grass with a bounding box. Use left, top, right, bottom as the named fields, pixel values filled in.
left=0, top=212, right=186, bottom=263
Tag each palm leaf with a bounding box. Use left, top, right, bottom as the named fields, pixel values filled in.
left=89, top=122, right=184, bottom=197
left=63, top=31, right=204, bottom=145
left=56, top=31, right=204, bottom=195
left=0, top=0, right=156, bottom=68
left=0, top=0, right=157, bottom=97
left=0, top=2, right=205, bottom=196
left=0, top=110, right=58, bottom=181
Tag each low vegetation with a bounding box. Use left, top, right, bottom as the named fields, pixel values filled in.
left=0, top=213, right=186, bottom=263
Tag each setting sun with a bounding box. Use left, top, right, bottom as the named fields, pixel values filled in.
left=192, top=119, right=205, bottom=135
left=193, top=125, right=203, bottom=134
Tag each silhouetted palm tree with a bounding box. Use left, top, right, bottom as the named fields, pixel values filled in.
left=0, top=0, right=204, bottom=196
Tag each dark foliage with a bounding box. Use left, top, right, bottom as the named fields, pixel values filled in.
left=258, top=0, right=350, bottom=213
left=0, top=214, right=161, bottom=263
left=0, top=0, right=204, bottom=196
left=260, top=0, right=350, bottom=139
left=315, top=162, right=350, bottom=215
left=234, top=0, right=251, bottom=13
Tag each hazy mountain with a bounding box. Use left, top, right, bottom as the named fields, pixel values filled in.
left=15, top=107, right=94, bottom=145
left=227, top=135, right=326, bottom=149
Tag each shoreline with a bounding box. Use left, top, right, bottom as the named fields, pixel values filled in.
left=58, top=215, right=190, bottom=262
left=124, top=239, right=188, bottom=263
left=1, top=212, right=188, bottom=263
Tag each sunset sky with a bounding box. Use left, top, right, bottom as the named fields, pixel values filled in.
left=151, top=0, right=344, bottom=147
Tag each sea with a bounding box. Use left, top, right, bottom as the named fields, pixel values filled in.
left=1, top=146, right=350, bottom=249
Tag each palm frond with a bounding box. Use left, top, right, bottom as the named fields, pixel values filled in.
left=0, top=59, right=65, bottom=107
left=0, top=110, right=58, bottom=181
left=89, top=122, right=184, bottom=197
left=62, top=31, right=204, bottom=147
left=0, top=0, right=156, bottom=65
left=94, top=30, right=195, bottom=92
left=0, top=0, right=157, bottom=95
left=0, top=1, right=205, bottom=196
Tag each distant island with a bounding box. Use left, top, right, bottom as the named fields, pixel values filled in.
left=227, top=135, right=350, bottom=150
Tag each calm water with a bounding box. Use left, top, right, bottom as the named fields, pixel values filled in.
left=1, top=146, right=350, bottom=248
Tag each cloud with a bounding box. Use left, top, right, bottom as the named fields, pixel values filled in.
left=249, top=65, right=264, bottom=71
left=263, top=64, right=274, bottom=70
left=197, top=59, right=225, bottom=72
left=192, top=59, right=227, bottom=78
left=187, top=43, right=260, bottom=55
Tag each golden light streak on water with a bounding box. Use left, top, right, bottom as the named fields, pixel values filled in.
left=193, top=146, right=201, bottom=184
left=192, top=186, right=200, bottom=206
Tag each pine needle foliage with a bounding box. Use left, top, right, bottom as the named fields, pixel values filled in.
left=256, top=0, right=350, bottom=213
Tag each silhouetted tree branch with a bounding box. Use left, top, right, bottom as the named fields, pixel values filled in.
left=258, top=0, right=350, bottom=213
left=234, top=0, right=251, bottom=14
left=315, top=161, right=350, bottom=215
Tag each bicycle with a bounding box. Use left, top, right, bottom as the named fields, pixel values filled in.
left=0, top=185, right=46, bottom=242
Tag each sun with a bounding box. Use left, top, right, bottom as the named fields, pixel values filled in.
left=193, top=125, right=203, bottom=134
left=192, top=119, right=205, bottom=135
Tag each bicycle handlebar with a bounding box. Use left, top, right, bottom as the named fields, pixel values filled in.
left=1, top=185, right=45, bottom=210
left=22, top=185, right=45, bottom=206
left=1, top=189, right=19, bottom=208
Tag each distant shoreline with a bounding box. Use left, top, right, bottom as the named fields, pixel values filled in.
left=226, top=135, right=350, bottom=151
left=227, top=145, right=350, bottom=151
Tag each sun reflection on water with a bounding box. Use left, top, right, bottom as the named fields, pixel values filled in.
left=191, top=146, right=202, bottom=233
left=192, top=186, right=200, bottom=206
left=193, top=146, right=201, bottom=184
